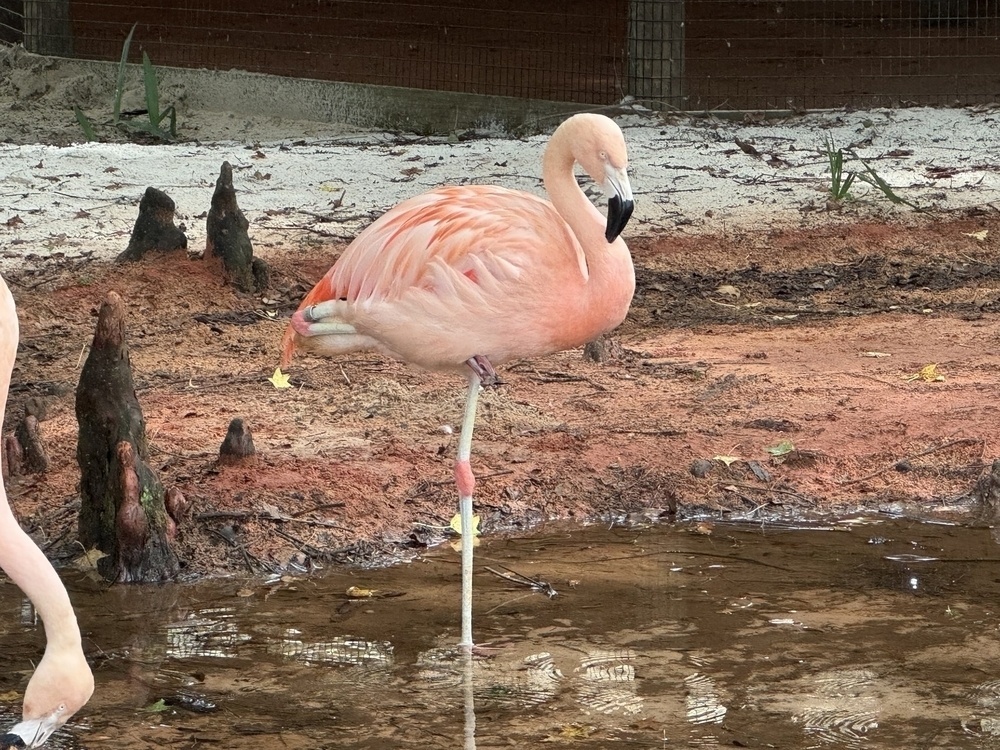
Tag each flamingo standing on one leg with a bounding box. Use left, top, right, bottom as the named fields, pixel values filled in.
left=281, top=113, right=635, bottom=650
left=0, top=277, right=94, bottom=748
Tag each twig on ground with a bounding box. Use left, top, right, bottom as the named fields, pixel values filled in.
left=485, top=565, right=558, bottom=598
left=839, top=437, right=984, bottom=486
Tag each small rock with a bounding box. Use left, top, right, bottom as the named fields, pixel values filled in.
left=690, top=459, right=714, bottom=478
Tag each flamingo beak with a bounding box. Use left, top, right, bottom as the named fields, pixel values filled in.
left=604, top=168, right=634, bottom=243
left=4, top=709, right=65, bottom=748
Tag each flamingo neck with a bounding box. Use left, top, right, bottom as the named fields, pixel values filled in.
left=0, top=496, right=84, bottom=652
left=542, top=124, right=607, bottom=251
left=0, top=290, right=83, bottom=655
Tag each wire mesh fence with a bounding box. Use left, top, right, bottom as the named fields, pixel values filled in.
left=1, top=0, right=997, bottom=111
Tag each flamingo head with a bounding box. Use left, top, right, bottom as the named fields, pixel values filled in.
left=2, top=645, right=94, bottom=748
left=568, top=114, right=635, bottom=242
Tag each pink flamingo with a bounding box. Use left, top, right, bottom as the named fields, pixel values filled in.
left=0, top=277, right=94, bottom=748
left=282, top=113, right=635, bottom=649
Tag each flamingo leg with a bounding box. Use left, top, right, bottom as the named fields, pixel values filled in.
left=455, top=369, right=483, bottom=650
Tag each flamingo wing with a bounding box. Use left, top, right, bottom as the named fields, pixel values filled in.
left=305, top=185, right=587, bottom=307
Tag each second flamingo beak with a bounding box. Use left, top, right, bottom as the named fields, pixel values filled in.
left=604, top=168, right=634, bottom=243
left=3, top=709, right=64, bottom=749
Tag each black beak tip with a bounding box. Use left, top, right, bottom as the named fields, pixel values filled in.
left=605, top=196, right=635, bottom=243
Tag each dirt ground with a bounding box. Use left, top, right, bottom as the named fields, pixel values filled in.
left=4, top=208, right=999, bottom=577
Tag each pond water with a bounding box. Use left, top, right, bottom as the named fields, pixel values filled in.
left=3, top=515, right=1000, bottom=749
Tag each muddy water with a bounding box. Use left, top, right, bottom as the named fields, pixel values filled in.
left=3, top=517, right=1000, bottom=749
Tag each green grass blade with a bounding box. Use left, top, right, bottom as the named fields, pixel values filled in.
left=113, top=23, right=137, bottom=123
left=858, top=162, right=902, bottom=203
left=162, top=105, right=177, bottom=138
left=857, top=160, right=924, bottom=212
left=839, top=170, right=856, bottom=197
left=142, top=51, right=160, bottom=127
left=73, top=107, right=97, bottom=142
left=823, top=137, right=854, bottom=200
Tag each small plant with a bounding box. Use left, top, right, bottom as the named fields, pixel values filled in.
left=823, top=137, right=856, bottom=201
left=75, top=23, right=177, bottom=142
left=822, top=137, right=922, bottom=211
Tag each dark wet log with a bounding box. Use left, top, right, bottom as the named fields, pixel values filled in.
left=116, top=187, right=188, bottom=262
left=14, top=414, right=48, bottom=474
left=76, top=292, right=180, bottom=582
left=205, top=162, right=269, bottom=293
left=218, top=417, right=256, bottom=465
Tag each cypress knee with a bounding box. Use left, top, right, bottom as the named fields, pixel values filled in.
left=75, top=292, right=180, bottom=582
left=205, top=161, right=268, bottom=292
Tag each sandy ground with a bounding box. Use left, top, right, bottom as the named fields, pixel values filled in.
left=2, top=48, right=1000, bottom=575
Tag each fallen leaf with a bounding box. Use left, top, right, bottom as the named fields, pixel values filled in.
left=905, top=363, right=945, bottom=382
left=713, top=455, right=741, bottom=467
left=767, top=440, right=795, bottom=456
left=5, top=215, right=24, bottom=228
left=268, top=367, right=291, bottom=389
left=714, top=284, right=741, bottom=299
left=449, top=513, right=481, bottom=537
left=542, top=724, right=596, bottom=741
left=144, top=699, right=169, bottom=713
left=73, top=547, right=107, bottom=570
left=963, top=230, right=988, bottom=241
left=346, top=585, right=379, bottom=599
left=861, top=351, right=891, bottom=358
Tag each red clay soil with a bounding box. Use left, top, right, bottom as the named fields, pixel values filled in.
left=5, top=211, right=999, bottom=576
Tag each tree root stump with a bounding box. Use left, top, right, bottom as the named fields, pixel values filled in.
left=218, top=417, right=256, bottom=466
left=117, top=187, right=188, bottom=262
left=76, top=291, right=180, bottom=583
left=2, top=399, right=53, bottom=478
left=975, top=459, right=1000, bottom=523
left=14, top=414, right=48, bottom=473
left=205, top=161, right=269, bottom=293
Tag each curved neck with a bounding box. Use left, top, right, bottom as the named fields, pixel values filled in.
left=542, top=123, right=607, bottom=251
left=0, top=289, right=83, bottom=654
left=0, top=498, right=83, bottom=652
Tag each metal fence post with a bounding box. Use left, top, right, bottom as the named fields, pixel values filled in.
left=627, top=0, right=685, bottom=110
left=23, top=0, right=73, bottom=56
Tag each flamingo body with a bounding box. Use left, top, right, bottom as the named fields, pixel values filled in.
left=282, top=113, right=636, bottom=648
left=285, top=184, right=633, bottom=370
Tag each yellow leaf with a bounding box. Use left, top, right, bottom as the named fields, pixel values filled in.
left=346, top=586, right=378, bottom=599
left=963, top=230, right=988, bottom=241
left=449, top=513, right=481, bottom=537
left=73, top=547, right=107, bottom=570
left=268, top=367, right=292, bottom=389
left=905, top=363, right=945, bottom=382
left=713, top=455, right=741, bottom=467
left=542, top=724, right=596, bottom=741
